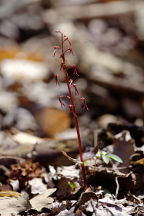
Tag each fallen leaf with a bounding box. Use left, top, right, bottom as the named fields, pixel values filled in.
left=0, top=191, right=31, bottom=216
left=56, top=177, right=72, bottom=200
left=13, top=132, right=43, bottom=146
left=113, top=130, right=135, bottom=167
left=1, top=59, right=48, bottom=82
left=29, top=178, right=47, bottom=195
left=36, top=107, right=71, bottom=137
left=135, top=158, right=144, bottom=165
left=30, top=188, right=56, bottom=211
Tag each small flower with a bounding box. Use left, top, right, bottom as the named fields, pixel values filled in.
left=55, top=74, right=60, bottom=86
left=59, top=96, right=65, bottom=108
left=80, top=97, right=88, bottom=111
left=72, top=83, right=79, bottom=95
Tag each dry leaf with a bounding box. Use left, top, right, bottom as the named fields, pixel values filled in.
left=0, top=191, right=31, bottom=216
left=36, top=107, right=71, bottom=137
left=29, top=178, right=47, bottom=195
left=113, top=130, right=135, bottom=167
left=0, top=48, right=20, bottom=61
left=1, top=59, right=48, bottom=82
left=13, top=132, right=43, bottom=146
left=30, top=188, right=56, bottom=211
left=135, top=158, right=144, bottom=165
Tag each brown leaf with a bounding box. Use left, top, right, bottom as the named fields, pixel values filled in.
left=36, top=107, right=71, bottom=137
left=56, top=177, right=72, bottom=200
left=113, top=130, right=135, bottom=167
left=74, top=190, right=98, bottom=212
left=135, top=158, right=144, bottom=165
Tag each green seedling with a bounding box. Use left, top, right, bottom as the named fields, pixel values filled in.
left=96, top=151, right=123, bottom=164
left=68, top=181, right=76, bottom=190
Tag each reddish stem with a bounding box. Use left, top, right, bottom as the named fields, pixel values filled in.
left=60, top=33, right=87, bottom=190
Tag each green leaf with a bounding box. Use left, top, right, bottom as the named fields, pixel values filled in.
left=107, top=153, right=123, bottom=163
left=68, top=181, right=76, bottom=190
left=83, top=160, right=88, bottom=165
left=102, top=155, right=110, bottom=164
left=96, top=151, right=107, bottom=158
left=101, top=151, right=107, bottom=156
left=96, top=151, right=101, bottom=158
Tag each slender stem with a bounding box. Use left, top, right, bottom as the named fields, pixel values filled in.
left=60, top=33, right=87, bottom=190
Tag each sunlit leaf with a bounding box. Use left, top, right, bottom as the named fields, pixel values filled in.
left=102, top=155, right=110, bottom=164
left=96, top=151, right=101, bottom=158
left=107, top=153, right=123, bottom=163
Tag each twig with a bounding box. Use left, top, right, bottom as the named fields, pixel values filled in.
left=115, top=176, right=119, bottom=198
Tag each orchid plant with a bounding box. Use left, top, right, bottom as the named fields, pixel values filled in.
left=53, top=31, right=88, bottom=190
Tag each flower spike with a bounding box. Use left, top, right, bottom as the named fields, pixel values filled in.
left=54, top=31, right=87, bottom=190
